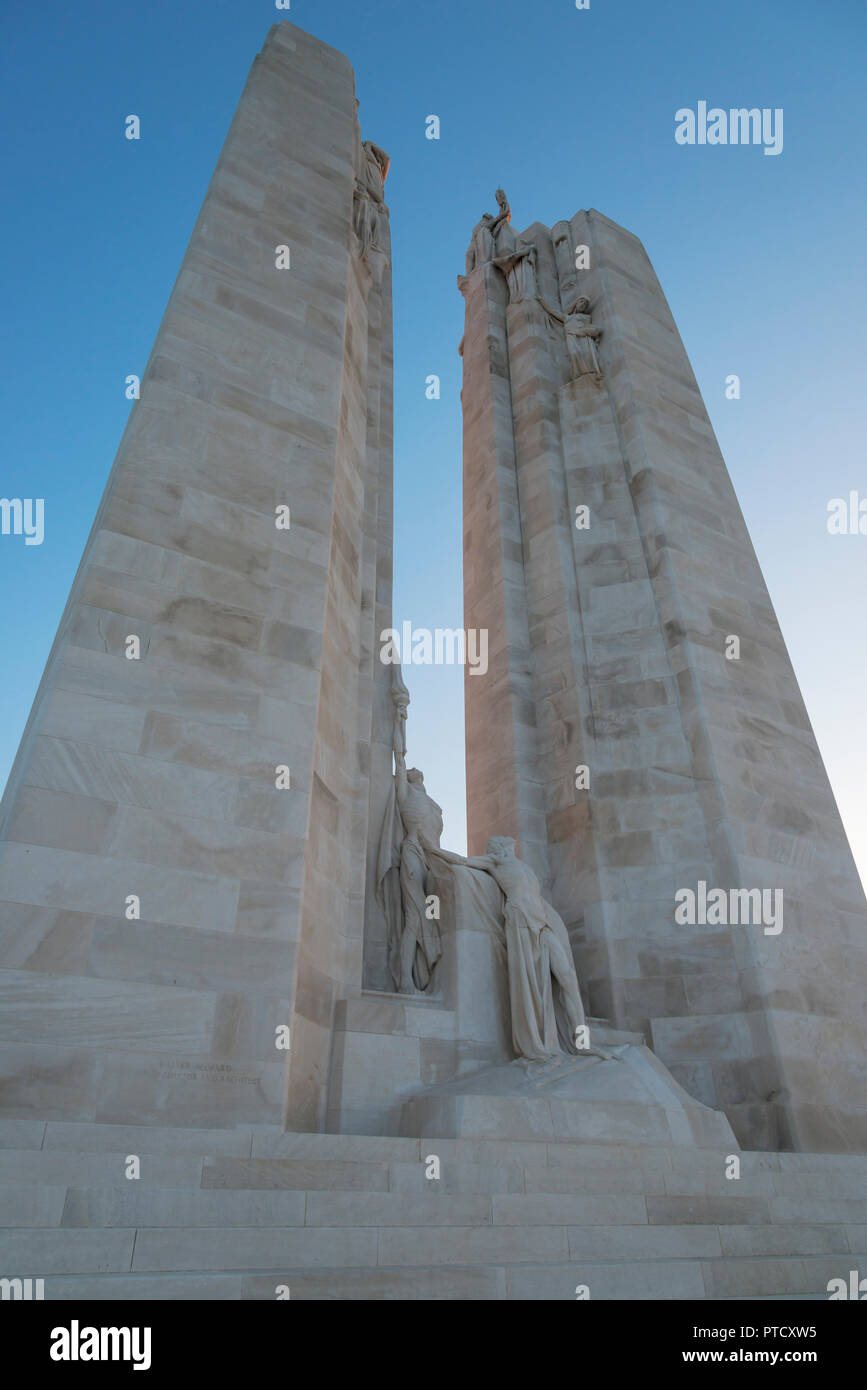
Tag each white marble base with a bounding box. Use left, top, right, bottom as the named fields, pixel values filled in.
left=399, top=1027, right=737, bottom=1149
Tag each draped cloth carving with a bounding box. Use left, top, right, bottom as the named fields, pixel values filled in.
left=460, top=190, right=603, bottom=377
left=427, top=837, right=587, bottom=1063
left=353, top=138, right=391, bottom=287
left=375, top=666, right=443, bottom=994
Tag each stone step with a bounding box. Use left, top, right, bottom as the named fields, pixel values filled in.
left=2, top=1164, right=859, bottom=1217
left=17, top=1267, right=508, bottom=1300
left=656, top=1170, right=867, bottom=1200
left=777, top=1153, right=867, bottom=1174
left=0, top=1186, right=68, bottom=1227
left=0, top=1120, right=713, bottom=1173
left=203, top=1157, right=392, bottom=1192
left=59, top=1187, right=495, bottom=1229
left=564, top=1222, right=856, bottom=1260
left=0, top=1227, right=136, bottom=1274
left=716, top=1224, right=855, bottom=1257
left=0, top=1118, right=262, bottom=1158
left=7, top=1117, right=867, bottom=1179
left=0, top=1120, right=48, bottom=1150
left=121, top=1224, right=569, bottom=1270
left=6, top=1168, right=864, bottom=1234
left=1, top=1145, right=863, bottom=1204
left=42, top=1120, right=265, bottom=1157
left=252, top=1132, right=426, bottom=1163
left=6, top=1217, right=865, bottom=1298
left=504, top=1259, right=707, bottom=1300
left=701, top=1255, right=865, bottom=1300
left=133, top=1225, right=867, bottom=1275
left=46, top=1186, right=819, bottom=1232
left=202, top=1154, right=524, bottom=1194
left=0, top=1148, right=204, bottom=1189
left=503, top=1254, right=863, bottom=1301
left=54, top=1183, right=849, bottom=1234
left=199, top=1155, right=867, bottom=1199
left=247, top=1135, right=777, bottom=1178
left=18, top=1254, right=861, bottom=1301
left=0, top=1263, right=703, bottom=1300
left=768, top=1196, right=867, bottom=1224
left=3, top=1115, right=866, bottom=1302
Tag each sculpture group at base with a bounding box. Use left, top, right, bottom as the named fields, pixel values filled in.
left=428, top=836, right=587, bottom=1064
left=377, top=668, right=590, bottom=1064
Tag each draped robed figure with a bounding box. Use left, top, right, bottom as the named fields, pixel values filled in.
left=425, top=836, right=587, bottom=1063
left=375, top=667, right=443, bottom=994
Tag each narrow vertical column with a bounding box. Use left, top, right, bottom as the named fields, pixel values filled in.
left=501, top=248, right=577, bottom=892
left=287, top=127, right=397, bottom=1129
left=360, top=252, right=396, bottom=993
left=460, top=262, right=548, bottom=871
left=460, top=200, right=867, bottom=1150
left=582, top=208, right=867, bottom=1150
left=0, top=22, right=392, bottom=1136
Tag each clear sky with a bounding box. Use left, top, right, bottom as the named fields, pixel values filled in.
left=1, top=0, right=865, bottom=886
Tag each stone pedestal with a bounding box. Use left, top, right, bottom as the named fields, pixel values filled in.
left=326, top=992, right=456, bottom=1135
left=399, top=1026, right=738, bottom=1150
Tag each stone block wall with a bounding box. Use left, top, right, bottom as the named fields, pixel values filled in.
left=0, top=22, right=393, bottom=1135
left=460, top=205, right=867, bottom=1151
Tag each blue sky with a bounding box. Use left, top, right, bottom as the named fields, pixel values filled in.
left=1, top=0, right=865, bottom=883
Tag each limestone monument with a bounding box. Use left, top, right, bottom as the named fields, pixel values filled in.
left=458, top=192, right=867, bottom=1153
left=0, top=19, right=398, bottom=1136
left=0, top=19, right=866, bottom=1302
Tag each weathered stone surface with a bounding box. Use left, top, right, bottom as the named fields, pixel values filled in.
left=459, top=202, right=867, bottom=1152
left=0, top=20, right=395, bottom=1135
left=1, top=20, right=864, bottom=1304
left=1, top=1118, right=865, bottom=1300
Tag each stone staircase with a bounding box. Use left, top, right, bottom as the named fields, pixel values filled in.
left=1, top=1118, right=866, bottom=1300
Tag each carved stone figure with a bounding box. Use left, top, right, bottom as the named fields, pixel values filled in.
left=563, top=295, right=602, bottom=378
left=426, top=835, right=589, bottom=1062
left=376, top=668, right=443, bottom=994
left=465, top=190, right=539, bottom=297
left=480, top=187, right=538, bottom=304
left=494, top=242, right=539, bottom=304
left=353, top=139, right=391, bottom=286
left=465, top=212, right=496, bottom=274
left=490, top=187, right=515, bottom=252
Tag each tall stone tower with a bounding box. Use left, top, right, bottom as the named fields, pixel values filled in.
left=0, top=22, right=395, bottom=1135
left=459, top=199, right=867, bottom=1152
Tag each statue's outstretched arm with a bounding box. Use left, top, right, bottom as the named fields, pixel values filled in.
left=394, top=756, right=408, bottom=801
left=393, top=726, right=406, bottom=764
left=392, top=698, right=408, bottom=794
left=426, top=842, right=491, bottom=872
left=423, top=840, right=463, bottom=864
left=540, top=298, right=565, bottom=324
